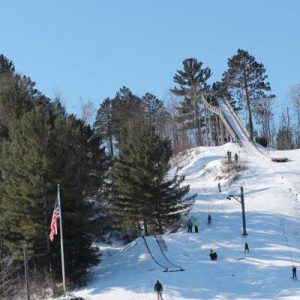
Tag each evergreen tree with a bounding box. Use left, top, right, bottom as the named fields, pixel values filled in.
left=141, top=93, right=169, bottom=134
left=51, top=114, right=103, bottom=282
left=94, top=87, right=143, bottom=157
left=0, top=99, right=106, bottom=284
left=111, top=87, right=143, bottom=142
left=170, top=58, right=212, bottom=146
left=94, top=88, right=170, bottom=156
left=222, top=49, right=275, bottom=141
left=112, top=124, right=193, bottom=235
left=94, top=98, right=115, bottom=156
left=0, top=54, right=15, bottom=94
left=0, top=104, right=58, bottom=263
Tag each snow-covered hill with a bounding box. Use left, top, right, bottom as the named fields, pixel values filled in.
left=69, top=143, right=300, bottom=300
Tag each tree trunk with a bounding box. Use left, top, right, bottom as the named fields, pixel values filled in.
left=143, top=220, right=148, bottom=236
left=109, top=134, right=114, bottom=156
left=244, top=81, right=254, bottom=141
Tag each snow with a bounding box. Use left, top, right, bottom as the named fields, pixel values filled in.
left=60, top=143, right=300, bottom=300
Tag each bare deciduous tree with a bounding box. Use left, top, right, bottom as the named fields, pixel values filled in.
left=164, top=94, right=192, bottom=153
left=290, top=84, right=300, bottom=148
left=0, top=248, right=20, bottom=298
left=253, top=95, right=275, bottom=145
left=81, top=99, right=96, bottom=126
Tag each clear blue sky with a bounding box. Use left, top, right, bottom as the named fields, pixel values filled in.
left=1, top=0, right=299, bottom=121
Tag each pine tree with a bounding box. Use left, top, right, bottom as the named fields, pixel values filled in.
left=0, top=103, right=57, bottom=269
left=94, top=87, right=143, bottom=157
left=170, top=58, right=212, bottom=146
left=94, top=98, right=115, bottom=156
left=112, top=87, right=143, bottom=141
left=222, top=49, right=275, bottom=141
left=0, top=99, right=105, bottom=284
left=141, top=93, right=169, bottom=136
left=0, top=54, right=15, bottom=93
left=47, top=112, right=104, bottom=282
left=112, top=124, right=193, bottom=235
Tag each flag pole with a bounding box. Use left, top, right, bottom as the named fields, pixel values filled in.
left=57, top=184, right=67, bottom=295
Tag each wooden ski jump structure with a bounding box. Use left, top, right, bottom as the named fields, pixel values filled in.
left=200, top=94, right=251, bottom=146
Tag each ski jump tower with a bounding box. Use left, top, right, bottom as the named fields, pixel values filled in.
left=200, top=94, right=251, bottom=146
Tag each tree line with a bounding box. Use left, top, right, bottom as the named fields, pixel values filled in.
left=94, top=49, right=299, bottom=151
left=0, top=47, right=299, bottom=297
left=0, top=55, right=193, bottom=297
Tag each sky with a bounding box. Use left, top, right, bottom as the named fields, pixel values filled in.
left=1, top=0, right=300, bottom=122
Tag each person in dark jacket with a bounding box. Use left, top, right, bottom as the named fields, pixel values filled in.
left=154, top=280, right=163, bottom=300
left=187, top=219, right=193, bottom=233
left=244, top=242, right=249, bottom=252
left=292, top=266, right=297, bottom=280
left=209, top=249, right=217, bottom=261
left=234, top=153, right=239, bottom=163
left=207, top=214, right=212, bottom=225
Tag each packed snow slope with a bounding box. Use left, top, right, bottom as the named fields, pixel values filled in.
left=72, top=143, right=300, bottom=300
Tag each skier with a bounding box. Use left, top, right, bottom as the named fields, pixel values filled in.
left=187, top=219, right=193, bottom=233
left=154, top=280, right=163, bottom=300
left=244, top=242, right=249, bottom=252
left=292, top=266, right=297, bottom=280
left=207, top=214, right=212, bottom=225
left=194, top=218, right=199, bottom=233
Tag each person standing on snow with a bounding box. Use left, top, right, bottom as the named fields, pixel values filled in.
left=244, top=242, right=249, bottom=252
left=154, top=280, right=163, bottom=300
left=292, top=266, right=297, bottom=280
left=234, top=153, right=239, bottom=163
left=187, top=219, right=193, bottom=233
left=207, top=214, right=212, bottom=225
left=194, top=218, right=199, bottom=233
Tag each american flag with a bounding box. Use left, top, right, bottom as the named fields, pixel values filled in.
left=49, top=199, right=60, bottom=242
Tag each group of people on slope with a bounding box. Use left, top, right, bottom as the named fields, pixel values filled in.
left=226, top=151, right=239, bottom=163
left=154, top=244, right=297, bottom=299
left=187, top=214, right=212, bottom=233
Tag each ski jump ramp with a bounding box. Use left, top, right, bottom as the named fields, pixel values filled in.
left=201, top=94, right=250, bottom=145
left=201, top=95, right=269, bottom=158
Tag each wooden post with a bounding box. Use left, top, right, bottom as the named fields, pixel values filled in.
left=23, top=245, right=30, bottom=300
left=216, top=115, right=220, bottom=146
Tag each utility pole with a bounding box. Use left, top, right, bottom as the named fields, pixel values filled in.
left=240, top=187, right=247, bottom=236
left=227, top=186, right=248, bottom=236
left=23, top=245, right=30, bottom=300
